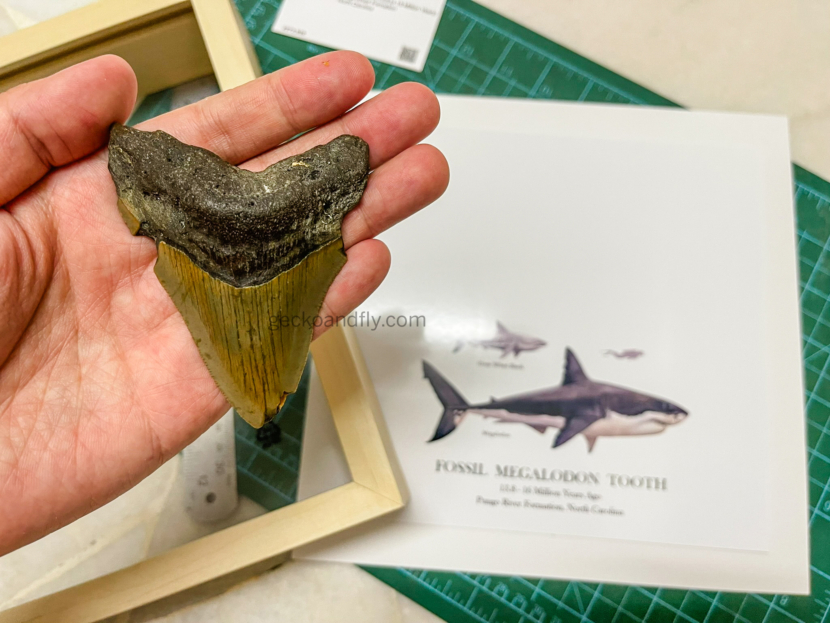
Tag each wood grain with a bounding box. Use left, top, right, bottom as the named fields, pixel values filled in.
left=191, top=0, right=262, bottom=90
left=0, top=484, right=400, bottom=623
left=0, top=0, right=213, bottom=99
left=312, top=326, right=410, bottom=505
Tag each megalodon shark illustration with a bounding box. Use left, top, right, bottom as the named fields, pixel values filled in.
left=425, top=349, right=688, bottom=451
left=454, top=322, right=546, bottom=358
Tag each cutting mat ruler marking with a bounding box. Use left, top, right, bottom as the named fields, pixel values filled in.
left=130, top=0, right=830, bottom=620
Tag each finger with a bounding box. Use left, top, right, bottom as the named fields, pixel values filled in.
left=342, top=143, right=449, bottom=249
left=139, top=51, right=375, bottom=165
left=244, top=82, right=440, bottom=172
left=314, top=239, right=390, bottom=339
left=0, top=55, right=137, bottom=206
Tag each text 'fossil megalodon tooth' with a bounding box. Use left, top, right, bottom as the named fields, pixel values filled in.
left=108, top=124, right=370, bottom=428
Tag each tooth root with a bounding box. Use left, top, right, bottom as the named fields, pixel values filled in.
left=154, top=239, right=347, bottom=428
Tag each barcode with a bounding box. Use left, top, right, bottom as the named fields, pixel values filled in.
left=399, top=46, right=419, bottom=63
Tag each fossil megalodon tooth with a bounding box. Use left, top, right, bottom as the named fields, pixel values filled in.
left=108, top=124, right=370, bottom=428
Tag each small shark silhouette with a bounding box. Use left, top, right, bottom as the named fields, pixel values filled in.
left=424, top=349, right=688, bottom=451
left=604, top=349, right=644, bottom=360
left=454, top=322, right=546, bottom=358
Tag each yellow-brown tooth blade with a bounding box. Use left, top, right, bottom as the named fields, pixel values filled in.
left=154, top=239, right=346, bottom=428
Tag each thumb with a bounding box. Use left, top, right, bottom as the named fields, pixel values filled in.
left=0, top=55, right=137, bottom=207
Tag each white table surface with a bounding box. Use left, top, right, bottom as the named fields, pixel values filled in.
left=0, top=1, right=827, bottom=621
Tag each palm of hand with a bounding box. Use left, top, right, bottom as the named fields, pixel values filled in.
left=0, top=53, right=447, bottom=554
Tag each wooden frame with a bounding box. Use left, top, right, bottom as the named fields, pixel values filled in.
left=0, top=0, right=262, bottom=97
left=0, top=2, right=407, bottom=622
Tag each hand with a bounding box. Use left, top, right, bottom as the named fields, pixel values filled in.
left=0, top=52, right=448, bottom=554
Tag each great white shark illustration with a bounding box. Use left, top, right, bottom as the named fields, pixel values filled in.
left=604, top=349, right=644, bottom=360
left=454, top=322, right=547, bottom=358
left=425, top=349, right=688, bottom=451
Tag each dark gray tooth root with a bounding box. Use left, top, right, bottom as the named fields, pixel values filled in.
left=108, top=124, right=370, bottom=288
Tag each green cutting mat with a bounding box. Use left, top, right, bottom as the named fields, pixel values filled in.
left=131, top=0, right=830, bottom=620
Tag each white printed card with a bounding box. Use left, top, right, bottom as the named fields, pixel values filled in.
left=296, top=96, right=809, bottom=593
left=272, top=0, right=446, bottom=71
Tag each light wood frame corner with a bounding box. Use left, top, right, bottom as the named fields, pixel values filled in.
left=0, top=0, right=262, bottom=98
left=0, top=2, right=406, bottom=622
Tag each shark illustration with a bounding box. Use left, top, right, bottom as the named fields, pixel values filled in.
left=425, top=349, right=688, bottom=451
left=604, top=349, right=644, bottom=360
left=453, top=322, right=547, bottom=358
